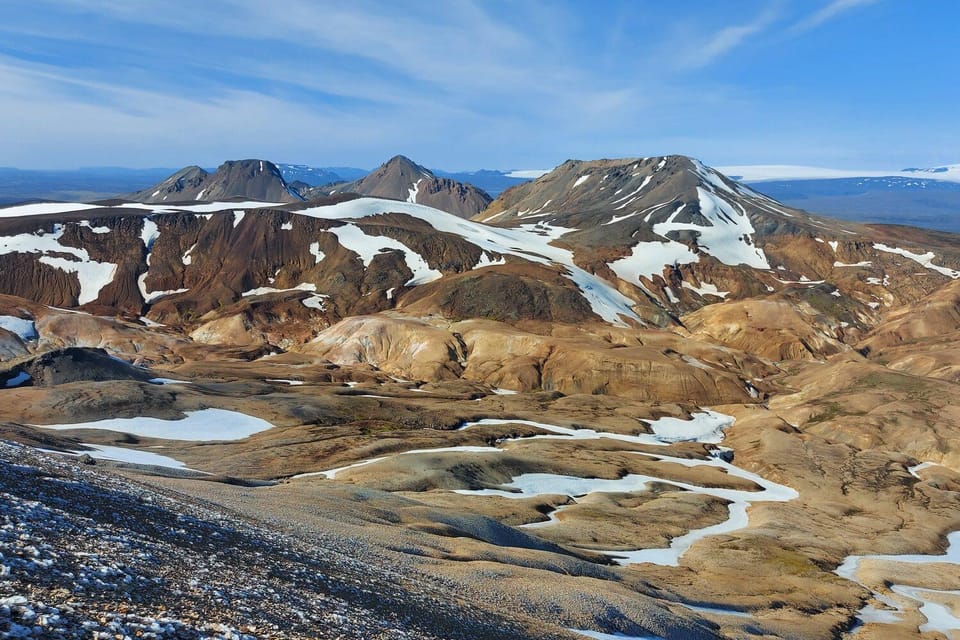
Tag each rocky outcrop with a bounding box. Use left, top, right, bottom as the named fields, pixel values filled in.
left=9, top=347, right=155, bottom=386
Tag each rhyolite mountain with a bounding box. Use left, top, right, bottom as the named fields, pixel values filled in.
left=308, top=155, right=494, bottom=218
left=126, top=159, right=304, bottom=203
left=2, top=155, right=959, bottom=344
left=1, top=154, right=959, bottom=375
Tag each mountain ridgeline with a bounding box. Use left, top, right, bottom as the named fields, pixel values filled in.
left=126, top=156, right=493, bottom=219
left=1, top=153, right=959, bottom=365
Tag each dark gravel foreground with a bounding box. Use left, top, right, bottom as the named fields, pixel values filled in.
left=0, top=441, right=551, bottom=640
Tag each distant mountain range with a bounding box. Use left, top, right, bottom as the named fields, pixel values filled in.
left=722, top=164, right=960, bottom=232
left=0, top=162, right=532, bottom=207
left=3, top=160, right=959, bottom=232
left=118, top=156, right=496, bottom=218
left=278, top=164, right=365, bottom=186
left=0, top=167, right=179, bottom=204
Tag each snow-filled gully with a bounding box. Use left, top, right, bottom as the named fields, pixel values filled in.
left=302, top=410, right=799, bottom=569
left=306, top=408, right=958, bottom=634
left=451, top=414, right=797, bottom=567
left=836, top=531, right=960, bottom=637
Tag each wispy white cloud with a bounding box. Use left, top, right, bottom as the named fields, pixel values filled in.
left=789, top=0, right=878, bottom=35
left=0, top=56, right=435, bottom=167
left=674, top=5, right=782, bottom=70
left=0, top=0, right=665, bottom=167
left=0, top=0, right=948, bottom=171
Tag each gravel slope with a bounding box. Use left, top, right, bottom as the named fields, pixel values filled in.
left=0, top=441, right=556, bottom=640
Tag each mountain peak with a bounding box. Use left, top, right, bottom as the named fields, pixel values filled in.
left=377, top=155, right=433, bottom=179
left=317, top=155, right=490, bottom=218
left=473, top=154, right=837, bottom=286
left=126, top=159, right=302, bottom=204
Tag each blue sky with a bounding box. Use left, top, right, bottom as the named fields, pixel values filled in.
left=0, top=0, right=956, bottom=171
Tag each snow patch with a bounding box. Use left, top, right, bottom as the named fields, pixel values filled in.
left=302, top=293, right=328, bottom=310
left=78, top=221, right=111, bottom=234
left=33, top=408, right=276, bottom=441
left=140, top=218, right=159, bottom=250
left=181, top=243, right=197, bottom=265
left=643, top=411, right=734, bottom=444
left=328, top=224, right=442, bottom=286
left=570, top=629, right=665, bottom=640
left=242, top=283, right=317, bottom=297
left=309, top=241, right=325, bottom=264
left=873, top=243, right=960, bottom=278
left=0, top=202, right=100, bottom=218
left=836, top=531, right=960, bottom=634
left=681, top=281, right=729, bottom=299
left=138, top=277, right=188, bottom=304
left=407, top=178, right=423, bottom=203
left=0, top=225, right=118, bottom=305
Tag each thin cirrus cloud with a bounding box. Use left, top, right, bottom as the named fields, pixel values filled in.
left=788, top=0, right=879, bottom=34
left=675, top=5, right=783, bottom=70
left=673, top=0, right=877, bottom=70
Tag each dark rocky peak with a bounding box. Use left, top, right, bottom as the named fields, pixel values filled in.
left=382, top=155, right=433, bottom=176
left=323, top=155, right=490, bottom=218
left=125, top=159, right=302, bottom=204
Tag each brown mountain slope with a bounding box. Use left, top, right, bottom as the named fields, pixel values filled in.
left=2, top=156, right=960, bottom=365
left=127, top=159, right=303, bottom=203
left=314, top=155, right=492, bottom=218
